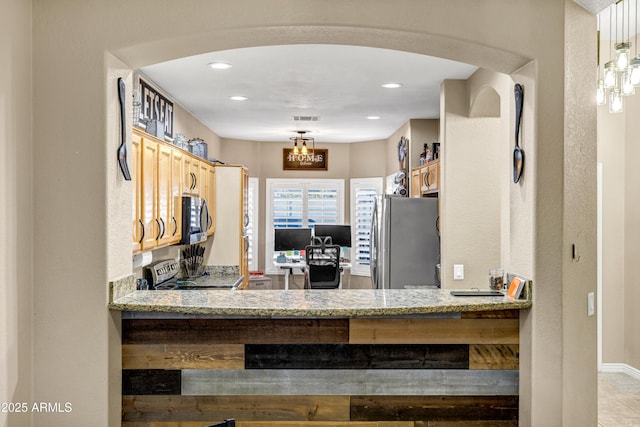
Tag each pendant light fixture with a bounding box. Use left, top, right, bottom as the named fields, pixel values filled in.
left=597, top=0, right=639, bottom=113
left=290, top=131, right=314, bottom=156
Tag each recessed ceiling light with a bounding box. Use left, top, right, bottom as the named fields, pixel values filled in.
left=229, top=96, right=248, bottom=101
left=367, top=116, right=381, bottom=120
left=381, top=83, right=403, bottom=89
left=208, top=62, right=232, bottom=69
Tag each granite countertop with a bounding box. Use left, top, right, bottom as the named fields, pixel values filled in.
left=108, top=286, right=532, bottom=317
left=166, top=273, right=244, bottom=289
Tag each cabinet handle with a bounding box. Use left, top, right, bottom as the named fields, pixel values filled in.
left=423, top=171, right=430, bottom=187
left=159, top=218, right=165, bottom=239
left=155, top=218, right=161, bottom=240
left=191, top=172, right=197, bottom=190
left=138, top=219, right=144, bottom=244
left=171, top=216, right=177, bottom=236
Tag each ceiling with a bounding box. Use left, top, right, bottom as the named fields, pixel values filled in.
left=139, top=44, right=478, bottom=143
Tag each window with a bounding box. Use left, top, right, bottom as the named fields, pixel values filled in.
left=247, top=177, right=259, bottom=272
left=265, top=179, right=344, bottom=274
left=350, top=177, right=384, bottom=276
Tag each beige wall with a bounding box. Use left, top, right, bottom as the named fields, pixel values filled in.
left=386, top=120, right=410, bottom=177
left=1, top=1, right=33, bottom=426
left=439, top=78, right=503, bottom=288
left=349, top=139, right=387, bottom=178
left=409, top=119, right=439, bottom=169
left=625, top=92, right=640, bottom=368
left=26, top=1, right=596, bottom=426
left=598, top=51, right=640, bottom=369
left=561, top=2, right=597, bottom=424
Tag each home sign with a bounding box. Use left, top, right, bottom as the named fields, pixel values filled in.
left=283, top=148, right=328, bottom=171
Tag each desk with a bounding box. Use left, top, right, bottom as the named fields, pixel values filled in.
left=273, top=258, right=352, bottom=290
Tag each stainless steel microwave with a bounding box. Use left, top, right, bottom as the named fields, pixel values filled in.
left=180, top=195, right=210, bottom=245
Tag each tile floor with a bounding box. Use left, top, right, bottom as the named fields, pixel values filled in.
left=599, top=372, right=640, bottom=426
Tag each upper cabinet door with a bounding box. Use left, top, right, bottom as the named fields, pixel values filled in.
left=169, top=150, right=183, bottom=244
left=183, top=156, right=201, bottom=196
left=141, top=138, right=159, bottom=250
left=204, top=164, right=216, bottom=235
left=132, top=133, right=143, bottom=252
left=156, top=144, right=173, bottom=247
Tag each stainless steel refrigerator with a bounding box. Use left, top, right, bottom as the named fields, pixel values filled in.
left=370, top=195, right=440, bottom=289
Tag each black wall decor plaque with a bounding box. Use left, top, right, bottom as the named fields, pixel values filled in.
left=283, top=148, right=328, bottom=171
left=139, top=78, right=174, bottom=139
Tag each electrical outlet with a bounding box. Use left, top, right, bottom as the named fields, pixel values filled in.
left=587, top=292, right=595, bottom=316
left=453, top=264, right=464, bottom=280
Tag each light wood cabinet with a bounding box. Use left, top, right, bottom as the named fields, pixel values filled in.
left=411, top=168, right=421, bottom=197
left=425, top=160, right=440, bottom=193
left=156, top=145, right=183, bottom=246
left=140, top=137, right=160, bottom=250
left=132, top=133, right=143, bottom=252
left=133, top=129, right=215, bottom=253
left=169, top=150, right=183, bottom=244
left=411, top=159, right=441, bottom=197
left=200, top=162, right=216, bottom=235
left=183, top=155, right=200, bottom=195
left=208, top=165, right=249, bottom=288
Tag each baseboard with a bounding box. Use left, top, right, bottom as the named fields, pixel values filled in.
left=600, top=363, right=640, bottom=380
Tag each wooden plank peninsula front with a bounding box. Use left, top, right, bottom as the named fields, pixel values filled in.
left=111, top=287, right=531, bottom=426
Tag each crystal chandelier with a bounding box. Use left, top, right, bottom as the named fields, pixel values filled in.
left=598, top=0, right=640, bottom=113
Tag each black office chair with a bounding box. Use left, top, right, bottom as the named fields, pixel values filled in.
left=305, top=236, right=342, bottom=289
left=202, top=419, right=235, bottom=427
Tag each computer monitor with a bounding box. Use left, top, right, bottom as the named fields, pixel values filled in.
left=274, top=228, right=312, bottom=252
left=313, top=224, right=352, bottom=247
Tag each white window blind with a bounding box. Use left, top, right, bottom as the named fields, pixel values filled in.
left=273, top=188, right=304, bottom=228
left=265, top=179, right=344, bottom=274
left=350, top=177, right=383, bottom=276
left=247, top=177, right=259, bottom=271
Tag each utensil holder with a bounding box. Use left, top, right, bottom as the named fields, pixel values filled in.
left=181, top=258, right=204, bottom=278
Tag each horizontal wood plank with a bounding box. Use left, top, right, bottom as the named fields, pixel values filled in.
left=461, top=310, right=519, bottom=319
left=123, top=344, right=166, bottom=369
left=350, top=395, right=518, bottom=421
left=123, top=319, right=349, bottom=344
left=349, top=319, right=519, bottom=345
left=122, top=395, right=350, bottom=422
left=469, top=345, right=519, bottom=370
left=419, top=422, right=517, bottom=427
left=122, top=370, right=181, bottom=395
left=137, top=423, right=415, bottom=427
left=123, top=344, right=245, bottom=370
left=245, top=344, right=468, bottom=370
left=181, top=369, right=518, bottom=396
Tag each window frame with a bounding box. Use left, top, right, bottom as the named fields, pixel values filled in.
left=247, top=177, right=259, bottom=272
left=349, top=177, right=384, bottom=276
left=265, top=178, right=344, bottom=275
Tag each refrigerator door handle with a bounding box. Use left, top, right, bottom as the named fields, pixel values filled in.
left=370, top=197, right=379, bottom=288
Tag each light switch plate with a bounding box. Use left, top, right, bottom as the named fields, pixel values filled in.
left=453, top=264, right=464, bottom=280
left=587, top=292, right=595, bottom=316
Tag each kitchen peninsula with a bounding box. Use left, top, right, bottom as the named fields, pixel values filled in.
left=111, top=285, right=530, bottom=426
